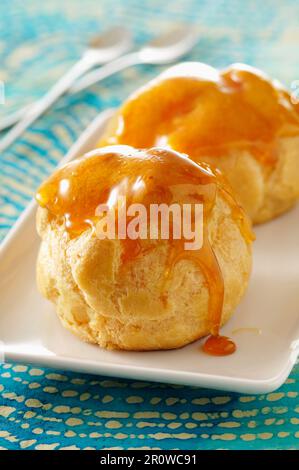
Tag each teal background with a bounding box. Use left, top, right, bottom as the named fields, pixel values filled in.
left=0, top=0, right=298, bottom=450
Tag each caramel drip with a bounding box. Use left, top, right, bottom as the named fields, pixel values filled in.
left=99, top=64, right=299, bottom=167
left=202, top=334, right=236, bottom=356
left=36, top=146, right=253, bottom=355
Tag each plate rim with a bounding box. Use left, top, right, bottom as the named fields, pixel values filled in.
left=3, top=346, right=296, bottom=394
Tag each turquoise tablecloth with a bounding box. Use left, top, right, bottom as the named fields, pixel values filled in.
left=0, top=0, right=298, bottom=450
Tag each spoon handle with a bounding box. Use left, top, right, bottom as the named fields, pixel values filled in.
left=0, top=52, right=140, bottom=137
left=0, top=55, right=94, bottom=153
left=0, top=104, right=31, bottom=132
left=69, top=52, right=141, bottom=94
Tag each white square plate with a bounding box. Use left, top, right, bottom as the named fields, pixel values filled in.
left=1, top=109, right=299, bottom=394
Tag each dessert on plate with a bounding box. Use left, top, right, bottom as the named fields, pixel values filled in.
left=100, top=63, right=299, bottom=224
left=36, top=145, right=253, bottom=352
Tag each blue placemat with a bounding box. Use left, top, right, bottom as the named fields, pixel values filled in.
left=0, top=0, right=298, bottom=450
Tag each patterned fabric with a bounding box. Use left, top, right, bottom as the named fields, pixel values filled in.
left=0, top=0, right=298, bottom=450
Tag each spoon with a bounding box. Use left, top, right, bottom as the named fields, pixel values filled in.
left=0, top=25, right=198, bottom=138
left=71, top=24, right=199, bottom=94
left=0, top=26, right=132, bottom=152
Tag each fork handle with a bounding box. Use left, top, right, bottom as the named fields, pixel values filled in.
left=0, top=54, right=94, bottom=153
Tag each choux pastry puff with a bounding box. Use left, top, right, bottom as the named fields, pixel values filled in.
left=100, top=63, right=299, bottom=224
left=36, top=145, right=253, bottom=353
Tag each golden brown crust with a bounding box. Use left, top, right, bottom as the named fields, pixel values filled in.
left=36, top=192, right=252, bottom=351
left=99, top=63, right=299, bottom=225
left=200, top=137, right=299, bottom=224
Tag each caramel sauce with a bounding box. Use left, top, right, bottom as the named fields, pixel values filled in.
left=232, top=327, right=262, bottom=336
left=36, top=146, right=252, bottom=355
left=99, top=63, right=299, bottom=167
left=203, top=334, right=236, bottom=356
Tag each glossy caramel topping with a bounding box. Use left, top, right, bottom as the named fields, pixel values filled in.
left=36, top=145, right=253, bottom=353
left=100, top=63, right=299, bottom=166
left=202, top=334, right=236, bottom=356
